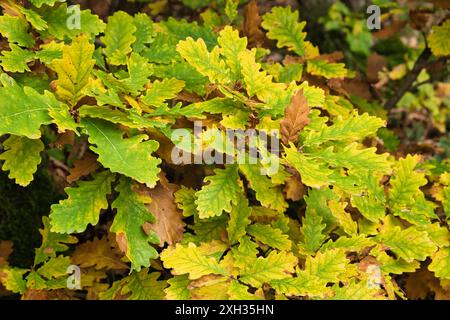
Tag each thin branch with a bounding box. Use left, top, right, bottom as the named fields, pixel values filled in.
left=385, top=47, right=432, bottom=111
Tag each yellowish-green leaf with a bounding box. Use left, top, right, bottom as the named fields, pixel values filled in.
left=0, top=15, right=34, bottom=47
left=328, top=200, right=358, bottom=236
left=121, top=270, right=166, bottom=300
left=270, top=275, right=329, bottom=298
left=247, top=223, right=292, bottom=251
left=160, top=242, right=227, bottom=280
left=174, top=186, right=197, bottom=217
left=429, top=247, right=450, bottom=280
left=142, top=78, right=185, bottom=108
left=50, top=171, right=113, bottom=234
left=0, top=135, right=44, bottom=187
left=177, top=37, right=231, bottom=84
left=375, top=226, right=437, bottom=262
left=307, top=59, right=348, bottom=79
left=0, top=44, right=34, bottom=72
left=428, top=20, right=450, bottom=57
left=331, top=280, right=386, bottom=300
left=299, top=209, right=327, bottom=254
left=239, top=251, right=297, bottom=288
left=52, top=34, right=95, bottom=106
left=111, top=177, right=159, bottom=271
left=227, top=195, right=251, bottom=245
left=34, top=217, right=78, bottom=265
left=0, top=268, right=28, bottom=294
left=284, top=144, right=332, bottom=188
left=0, top=75, right=56, bottom=139
left=195, top=165, right=242, bottom=218
left=83, top=118, right=161, bottom=188
left=217, top=26, right=247, bottom=81
left=304, top=249, right=349, bottom=282
left=239, top=162, right=287, bottom=213
left=261, top=7, right=306, bottom=56
left=101, top=11, right=136, bottom=66
left=227, top=280, right=263, bottom=300
left=302, top=111, right=385, bottom=146
left=165, top=274, right=191, bottom=300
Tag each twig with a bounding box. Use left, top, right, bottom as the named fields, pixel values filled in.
left=385, top=47, right=432, bottom=111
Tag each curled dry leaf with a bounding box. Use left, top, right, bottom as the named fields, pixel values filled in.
left=280, top=89, right=310, bottom=145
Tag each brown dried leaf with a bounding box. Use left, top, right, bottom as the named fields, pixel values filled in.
left=67, top=152, right=101, bottom=183
left=409, top=10, right=434, bottom=31
left=316, top=51, right=344, bottom=63
left=367, top=53, right=387, bottom=83
left=373, top=20, right=406, bottom=39
left=340, top=75, right=373, bottom=100
left=280, top=90, right=310, bottom=145
left=71, top=237, right=129, bottom=270
left=405, top=268, right=435, bottom=300
left=22, top=289, right=76, bottom=300
left=54, top=131, right=75, bottom=148
left=243, top=0, right=265, bottom=48
left=0, top=241, right=13, bottom=267
left=429, top=0, right=450, bottom=9
left=283, top=170, right=306, bottom=201
left=141, top=173, right=185, bottom=246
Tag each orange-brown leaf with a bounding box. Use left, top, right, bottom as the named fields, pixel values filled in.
left=367, top=53, right=387, bottom=83
left=67, top=152, right=101, bottom=183
left=283, top=170, right=306, bottom=201
left=243, top=0, right=265, bottom=48
left=280, top=89, right=310, bottom=145
left=141, top=174, right=185, bottom=246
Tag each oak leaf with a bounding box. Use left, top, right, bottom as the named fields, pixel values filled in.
left=67, top=152, right=101, bottom=183
left=71, top=237, right=128, bottom=271
left=280, top=89, right=310, bottom=145
left=243, top=0, right=265, bottom=48
left=140, top=173, right=186, bottom=247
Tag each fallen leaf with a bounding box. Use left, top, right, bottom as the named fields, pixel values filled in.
left=141, top=173, right=185, bottom=246
left=367, top=53, right=387, bottom=83
left=280, top=89, right=310, bottom=145
left=405, top=268, right=435, bottom=300
left=409, top=10, right=434, bottom=31
left=429, top=0, right=450, bottom=9
left=316, top=51, right=344, bottom=63
left=373, top=20, right=406, bottom=39
left=54, top=131, right=75, bottom=148
left=22, top=289, right=75, bottom=300
left=67, top=152, right=101, bottom=183
left=0, top=241, right=13, bottom=267
left=340, top=74, right=373, bottom=100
